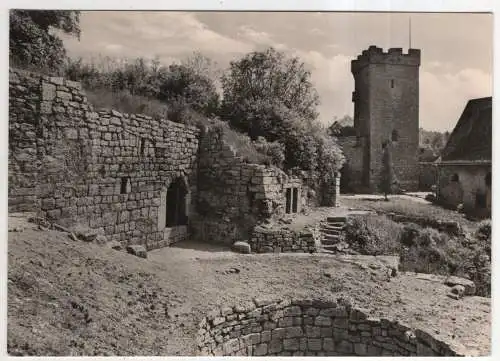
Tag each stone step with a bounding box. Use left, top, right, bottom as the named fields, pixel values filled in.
left=321, top=239, right=339, bottom=245
left=326, top=216, right=347, bottom=223
left=321, top=228, right=343, bottom=236
left=325, top=221, right=346, bottom=228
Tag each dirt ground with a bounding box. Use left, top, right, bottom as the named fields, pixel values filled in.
left=7, top=214, right=490, bottom=356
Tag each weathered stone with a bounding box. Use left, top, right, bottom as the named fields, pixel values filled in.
left=126, top=245, right=147, bottom=258
left=232, top=241, right=251, bottom=254
left=444, top=276, right=476, bottom=295
left=253, top=343, right=268, bottom=356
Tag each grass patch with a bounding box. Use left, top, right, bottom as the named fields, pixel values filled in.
left=343, top=214, right=491, bottom=297
left=340, top=196, right=479, bottom=232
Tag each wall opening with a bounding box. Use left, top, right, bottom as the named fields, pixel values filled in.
left=166, top=177, right=188, bottom=227
left=390, top=79, right=395, bottom=88
left=451, top=174, right=459, bottom=182
left=140, top=138, right=146, bottom=156
left=120, top=177, right=130, bottom=194
left=391, top=129, right=399, bottom=142
left=285, top=187, right=299, bottom=214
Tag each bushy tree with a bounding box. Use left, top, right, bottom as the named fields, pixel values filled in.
left=221, top=47, right=319, bottom=139
left=10, top=10, right=80, bottom=72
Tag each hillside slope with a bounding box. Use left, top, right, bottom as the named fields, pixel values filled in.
left=8, top=214, right=491, bottom=356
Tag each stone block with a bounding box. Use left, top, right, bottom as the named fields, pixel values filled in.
left=323, top=338, right=335, bottom=351
left=337, top=340, right=353, bottom=354
left=232, top=241, right=251, bottom=254
left=307, top=338, right=322, bottom=351
left=268, top=339, right=283, bottom=354
left=253, top=343, right=268, bottom=356
left=305, top=325, right=320, bottom=338
left=314, top=316, right=332, bottom=326
left=126, top=245, right=147, bottom=258
left=283, top=338, right=300, bottom=351
left=284, top=326, right=303, bottom=338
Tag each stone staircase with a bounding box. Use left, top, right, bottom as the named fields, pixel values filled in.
left=319, top=216, right=348, bottom=254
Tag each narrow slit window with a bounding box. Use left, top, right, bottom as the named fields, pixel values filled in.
left=140, top=139, right=146, bottom=156
left=391, top=130, right=399, bottom=142
left=120, top=177, right=130, bottom=194
left=390, top=79, right=395, bottom=88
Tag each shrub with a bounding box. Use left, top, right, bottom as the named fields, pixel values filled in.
left=343, top=215, right=402, bottom=255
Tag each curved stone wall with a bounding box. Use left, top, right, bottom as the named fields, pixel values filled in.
left=197, top=297, right=464, bottom=356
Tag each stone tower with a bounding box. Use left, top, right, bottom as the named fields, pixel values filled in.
left=350, top=45, right=421, bottom=192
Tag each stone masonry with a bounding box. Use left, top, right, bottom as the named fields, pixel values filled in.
left=9, top=68, right=199, bottom=249
left=197, top=297, right=467, bottom=356
left=341, top=46, right=420, bottom=193
left=9, top=69, right=340, bottom=250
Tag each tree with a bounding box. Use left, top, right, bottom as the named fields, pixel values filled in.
left=220, top=47, right=320, bottom=140
left=380, top=140, right=399, bottom=200
left=10, top=10, right=80, bottom=71
left=158, top=64, right=220, bottom=120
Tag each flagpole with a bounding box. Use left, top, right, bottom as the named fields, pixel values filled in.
left=409, top=16, right=412, bottom=49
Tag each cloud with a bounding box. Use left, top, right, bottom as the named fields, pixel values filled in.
left=420, top=67, right=492, bottom=131
left=60, top=11, right=492, bottom=132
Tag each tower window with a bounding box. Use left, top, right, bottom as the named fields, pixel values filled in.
left=390, top=79, right=395, bottom=88
left=391, top=130, right=399, bottom=142
left=120, top=177, right=130, bottom=194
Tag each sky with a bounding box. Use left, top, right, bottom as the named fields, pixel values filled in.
left=61, top=11, right=493, bottom=132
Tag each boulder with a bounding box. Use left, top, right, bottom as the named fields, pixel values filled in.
left=126, top=245, right=147, bottom=258
left=451, top=285, right=466, bottom=298
left=232, top=241, right=251, bottom=254
left=95, top=235, right=108, bottom=245
left=106, top=240, right=122, bottom=250
left=444, top=276, right=476, bottom=296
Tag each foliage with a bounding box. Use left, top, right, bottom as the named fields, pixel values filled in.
left=328, top=115, right=355, bottom=137
left=419, top=128, right=449, bottom=155
left=379, top=142, right=399, bottom=198
left=253, top=137, right=285, bottom=168
left=343, top=215, right=403, bottom=255
left=10, top=10, right=80, bottom=72
left=221, top=47, right=320, bottom=137
left=64, top=54, right=220, bottom=123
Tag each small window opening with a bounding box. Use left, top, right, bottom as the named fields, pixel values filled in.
left=120, top=177, right=130, bottom=194
left=391, top=130, right=399, bottom=142
left=285, top=187, right=299, bottom=214
left=451, top=174, right=459, bottom=182
left=140, top=139, right=146, bottom=156
left=390, top=79, right=395, bottom=88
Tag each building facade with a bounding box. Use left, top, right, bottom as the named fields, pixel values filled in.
left=340, top=46, right=421, bottom=193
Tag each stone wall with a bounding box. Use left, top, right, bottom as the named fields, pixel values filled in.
left=9, top=68, right=200, bottom=249
left=190, top=124, right=308, bottom=245
left=437, top=163, right=491, bottom=216
left=248, top=224, right=320, bottom=253
left=418, top=162, right=438, bottom=191
left=197, top=297, right=465, bottom=356
left=337, top=136, right=364, bottom=193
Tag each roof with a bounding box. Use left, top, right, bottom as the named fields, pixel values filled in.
left=440, top=97, right=492, bottom=162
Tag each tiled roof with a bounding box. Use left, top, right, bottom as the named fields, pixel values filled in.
left=440, top=97, right=492, bottom=162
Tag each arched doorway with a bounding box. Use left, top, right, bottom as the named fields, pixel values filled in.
left=166, top=177, right=188, bottom=226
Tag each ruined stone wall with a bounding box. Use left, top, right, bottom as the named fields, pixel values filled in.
left=191, top=124, right=307, bottom=245
left=351, top=46, right=420, bottom=192
left=197, top=297, right=464, bottom=356
left=9, top=68, right=200, bottom=249
left=248, top=224, right=320, bottom=254
left=337, top=136, right=364, bottom=193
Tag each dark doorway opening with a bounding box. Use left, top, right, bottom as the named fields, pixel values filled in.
left=166, top=178, right=188, bottom=226
left=285, top=187, right=299, bottom=214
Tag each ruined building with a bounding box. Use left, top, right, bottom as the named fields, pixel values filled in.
left=338, top=46, right=421, bottom=193
left=8, top=68, right=339, bottom=251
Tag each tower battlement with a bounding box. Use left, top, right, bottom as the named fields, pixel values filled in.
left=351, top=45, right=421, bottom=74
